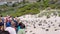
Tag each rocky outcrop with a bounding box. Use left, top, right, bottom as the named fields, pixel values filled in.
left=19, top=9, right=60, bottom=34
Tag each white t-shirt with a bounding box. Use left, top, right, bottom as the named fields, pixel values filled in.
left=5, top=27, right=16, bottom=34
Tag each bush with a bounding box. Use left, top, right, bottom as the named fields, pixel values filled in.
left=0, top=1, right=60, bottom=17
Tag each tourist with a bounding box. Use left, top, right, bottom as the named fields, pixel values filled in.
left=5, top=20, right=16, bottom=34
left=17, top=22, right=25, bottom=34
left=0, top=17, right=4, bottom=31
left=5, top=15, right=11, bottom=27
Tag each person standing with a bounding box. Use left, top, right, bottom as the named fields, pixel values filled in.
left=17, top=22, right=26, bottom=34
left=5, top=20, right=16, bottom=34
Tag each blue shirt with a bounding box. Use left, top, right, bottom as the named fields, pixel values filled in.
left=6, top=21, right=11, bottom=27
